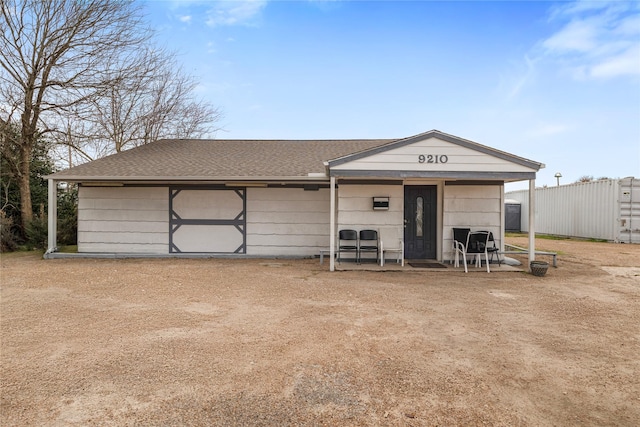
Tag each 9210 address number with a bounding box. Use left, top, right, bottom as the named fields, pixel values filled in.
left=418, top=154, right=448, bottom=164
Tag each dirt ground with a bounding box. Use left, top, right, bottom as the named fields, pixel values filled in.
left=1, top=237, right=639, bottom=426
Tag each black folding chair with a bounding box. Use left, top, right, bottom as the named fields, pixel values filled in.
left=358, top=229, right=379, bottom=264
left=338, top=229, right=358, bottom=263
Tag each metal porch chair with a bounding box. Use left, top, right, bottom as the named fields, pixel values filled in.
left=338, top=229, right=358, bottom=263
left=461, top=231, right=491, bottom=273
left=358, top=229, right=379, bottom=264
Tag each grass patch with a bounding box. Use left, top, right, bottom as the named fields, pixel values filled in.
left=1, top=245, right=78, bottom=258
left=0, top=249, right=44, bottom=259
left=505, top=232, right=527, bottom=238
left=506, top=232, right=607, bottom=243
left=536, top=234, right=572, bottom=241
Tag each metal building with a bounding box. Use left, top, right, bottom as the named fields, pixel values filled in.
left=506, top=177, right=639, bottom=243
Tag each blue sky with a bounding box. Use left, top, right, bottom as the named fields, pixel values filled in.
left=142, top=0, right=640, bottom=190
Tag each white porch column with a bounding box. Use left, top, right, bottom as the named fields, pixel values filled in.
left=47, top=179, right=57, bottom=253
left=500, top=183, right=505, bottom=252
left=528, top=178, right=535, bottom=269
left=329, top=176, right=336, bottom=271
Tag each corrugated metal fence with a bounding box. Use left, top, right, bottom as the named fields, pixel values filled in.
left=506, top=177, right=640, bottom=243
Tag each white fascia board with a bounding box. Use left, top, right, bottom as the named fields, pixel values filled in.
left=48, top=175, right=331, bottom=183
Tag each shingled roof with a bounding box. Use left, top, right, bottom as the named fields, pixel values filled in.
left=49, top=138, right=395, bottom=181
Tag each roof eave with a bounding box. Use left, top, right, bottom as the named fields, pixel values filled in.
left=329, top=170, right=538, bottom=180
left=45, top=175, right=330, bottom=182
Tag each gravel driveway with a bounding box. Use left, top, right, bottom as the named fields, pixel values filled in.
left=1, top=237, right=639, bottom=426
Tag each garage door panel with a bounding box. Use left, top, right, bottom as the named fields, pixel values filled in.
left=172, top=225, right=243, bottom=253
left=173, top=190, right=243, bottom=220
left=169, top=187, right=245, bottom=253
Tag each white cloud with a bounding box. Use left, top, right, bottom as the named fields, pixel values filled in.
left=179, top=15, right=192, bottom=23
left=548, top=0, right=611, bottom=20
left=540, top=0, right=640, bottom=80
left=506, top=54, right=538, bottom=100
left=614, top=13, right=640, bottom=36
left=205, top=0, right=267, bottom=27
left=590, top=44, right=640, bottom=78
left=543, top=18, right=598, bottom=53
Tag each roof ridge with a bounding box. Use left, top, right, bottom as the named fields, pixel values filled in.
left=156, top=138, right=398, bottom=142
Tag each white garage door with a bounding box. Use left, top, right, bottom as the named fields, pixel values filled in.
left=169, top=187, right=245, bottom=253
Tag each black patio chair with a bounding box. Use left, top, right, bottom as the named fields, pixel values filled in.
left=461, top=231, right=490, bottom=273
left=479, top=231, right=501, bottom=266
left=358, top=229, right=379, bottom=264
left=452, top=227, right=470, bottom=267
left=338, top=229, right=358, bottom=263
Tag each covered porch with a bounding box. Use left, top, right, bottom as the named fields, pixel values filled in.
left=325, top=131, right=543, bottom=272
left=333, top=262, right=525, bottom=273
left=325, top=177, right=538, bottom=272
left=325, top=253, right=526, bottom=272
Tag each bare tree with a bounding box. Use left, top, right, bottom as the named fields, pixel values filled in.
left=0, top=0, right=151, bottom=226
left=81, top=49, right=222, bottom=156
left=137, top=60, right=222, bottom=147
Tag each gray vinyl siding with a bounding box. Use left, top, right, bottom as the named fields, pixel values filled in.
left=442, top=185, right=502, bottom=261
left=246, top=188, right=330, bottom=256
left=78, top=186, right=169, bottom=253
left=330, top=137, right=536, bottom=173
left=337, top=185, right=404, bottom=229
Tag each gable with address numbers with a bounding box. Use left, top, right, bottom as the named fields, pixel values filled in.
left=330, top=135, right=536, bottom=174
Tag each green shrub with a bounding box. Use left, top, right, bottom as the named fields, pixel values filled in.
left=57, top=187, right=78, bottom=245
left=0, top=210, right=18, bottom=252
left=25, top=206, right=47, bottom=250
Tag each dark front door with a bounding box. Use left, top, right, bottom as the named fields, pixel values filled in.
left=404, top=186, right=437, bottom=259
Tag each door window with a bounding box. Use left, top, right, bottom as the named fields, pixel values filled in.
left=416, top=196, right=423, bottom=237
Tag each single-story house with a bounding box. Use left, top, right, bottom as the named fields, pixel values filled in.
left=46, top=129, right=544, bottom=271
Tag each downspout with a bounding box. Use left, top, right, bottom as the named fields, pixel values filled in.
left=45, top=178, right=58, bottom=256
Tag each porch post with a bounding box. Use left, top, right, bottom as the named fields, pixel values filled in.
left=500, top=183, right=505, bottom=252
left=47, top=179, right=57, bottom=254
left=329, top=176, right=336, bottom=272
left=528, top=178, right=535, bottom=269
